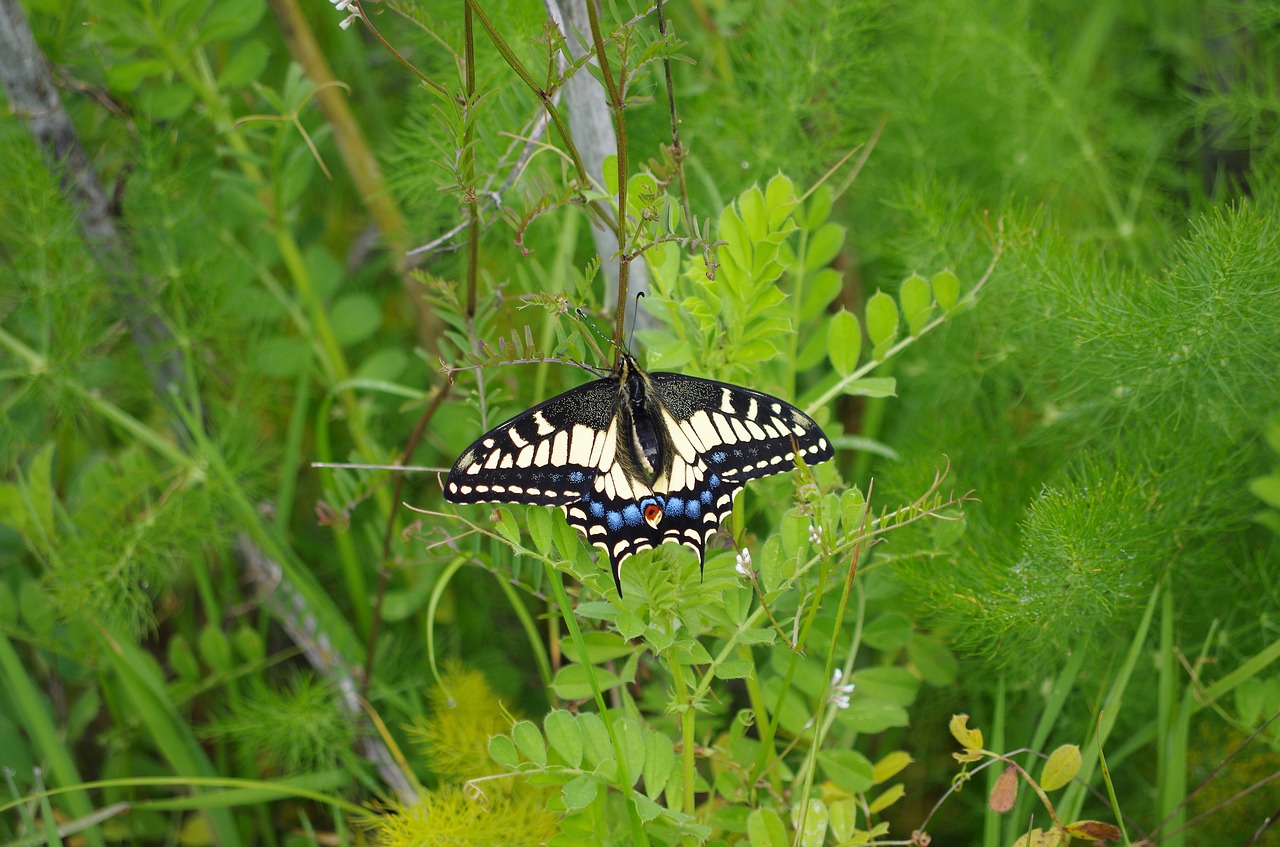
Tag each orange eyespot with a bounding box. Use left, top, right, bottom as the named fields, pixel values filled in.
left=643, top=503, right=664, bottom=526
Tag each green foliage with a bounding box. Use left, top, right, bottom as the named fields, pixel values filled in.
left=3, top=0, right=1280, bottom=845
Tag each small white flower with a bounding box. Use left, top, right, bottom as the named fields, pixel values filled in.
left=330, top=0, right=361, bottom=29
left=830, top=667, right=855, bottom=709
left=808, top=523, right=823, bottom=545
left=735, top=547, right=754, bottom=578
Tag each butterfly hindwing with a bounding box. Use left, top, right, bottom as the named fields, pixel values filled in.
left=644, top=373, right=834, bottom=566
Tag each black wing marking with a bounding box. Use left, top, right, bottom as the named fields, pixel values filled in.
left=443, top=378, right=619, bottom=506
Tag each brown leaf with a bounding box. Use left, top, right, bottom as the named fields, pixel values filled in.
left=988, top=766, right=1018, bottom=813
left=1063, top=820, right=1122, bottom=842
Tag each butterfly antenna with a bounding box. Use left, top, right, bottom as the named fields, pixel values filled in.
left=627, top=292, right=645, bottom=352
left=574, top=308, right=620, bottom=372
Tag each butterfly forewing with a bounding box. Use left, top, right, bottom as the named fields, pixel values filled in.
left=443, top=357, right=834, bottom=596
left=444, top=379, right=619, bottom=506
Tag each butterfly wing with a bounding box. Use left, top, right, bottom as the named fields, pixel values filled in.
left=444, top=378, right=620, bottom=507
left=443, top=364, right=834, bottom=597
left=443, top=376, right=664, bottom=595
left=646, top=373, right=834, bottom=566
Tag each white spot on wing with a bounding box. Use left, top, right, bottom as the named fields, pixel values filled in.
left=713, top=413, right=738, bottom=444
left=533, top=411, right=555, bottom=436
left=508, top=429, right=527, bottom=448
left=569, top=424, right=595, bottom=466
left=516, top=445, right=534, bottom=468
left=552, top=430, right=569, bottom=465
left=720, top=388, right=735, bottom=413
left=662, top=410, right=698, bottom=461
left=688, top=410, right=720, bottom=448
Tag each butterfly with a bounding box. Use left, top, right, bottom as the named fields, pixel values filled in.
left=444, top=355, right=834, bottom=596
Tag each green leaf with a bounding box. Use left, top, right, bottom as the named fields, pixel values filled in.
left=18, top=581, right=55, bottom=637
left=828, top=798, right=857, bottom=843
left=198, top=624, right=233, bottom=673
left=841, top=487, right=867, bottom=534
left=512, top=720, right=547, bottom=766
left=869, top=782, right=906, bottom=814
left=818, top=749, right=874, bottom=792
left=139, top=84, right=196, bottom=121
left=167, top=635, right=201, bottom=683
left=836, top=700, right=910, bottom=733
left=827, top=309, right=862, bottom=378
left=872, top=751, right=913, bottom=783
left=577, top=712, right=611, bottom=768
left=800, top=268, right=843, bottom=320
left=331, top=294, right=381, bottom=346
left=562, top=774, right=599, bottom=810
left=1249, top=474, right=1280, bottom=509
left=642, top=731, right=676, bottom=800
left=218, top=41, right=270, bottom=88
left=805, top=223, right=845, bottom=271
left=908, top=633, right=959, bottom=686
left=494, top=508, right=522, bottom=547
left=619, top=718, right=645, bottom=787
left=544, top=710, right=583, bottom=767
left=552, top=664, right=622, bottom=700
left=199, top=0, right=267, bottom=44
left=671, top=638, right=713, bottom=665
left=254, top=336, right=311, bottom=378
left=764, top=174, right=799, bottom=230
left=865, top=291, right=899, bottom=354
left=527, top=508, right=552, bottom=556
left=106, top=59, right=167, bottom=90
left=931, top=269, right=961, bottom=312
left=805, top=184, right=834, bottom=230
left=838, top=377, right=897, bottom=398
left=1039, top=744, right=1081, bottom=791
left=352, top=349, right=408, bottom=382
left=561, top=631, right=632, bottom=664
left=900, top=273, right=933, bottom=336
left=713, top=660, right=755, bottom=680
left=862, top=612, right=911, bottom=650
left=796, top=798, right=829, bottom=847
left=747, top=807, right=788, bottom=847
left=489, top=734, right=519, bottom=769
left=632, top=792, right=666, bottom=823
left=850, top=667, right=920, bottom=707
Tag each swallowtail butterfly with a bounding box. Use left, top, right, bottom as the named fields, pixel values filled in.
left=444, top=356, right=834, bottom=595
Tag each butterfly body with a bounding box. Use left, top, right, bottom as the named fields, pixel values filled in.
left=444, top=356, right=833, bottom=595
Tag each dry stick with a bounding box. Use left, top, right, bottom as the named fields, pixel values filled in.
left=268, top=0, right=443, bottom=349
left=544, top=0, right=650, bottom=318
left=581, top=0, right=632, bottom=356
left=0, top=0, right=184, bottom=414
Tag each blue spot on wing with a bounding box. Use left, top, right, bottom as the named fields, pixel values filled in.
left=590, top=500, right=605, bottom=518
left=622, top=504, right=643, bottom=526
left=666, top=498, right=685, bottom=517
left=606, top=511, right=624, bottom=531
left=569, top=470, right=585, bottom=484
left=686, top=500, right=702, bottom=519
left=711, top=451, right=727, bottom=464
